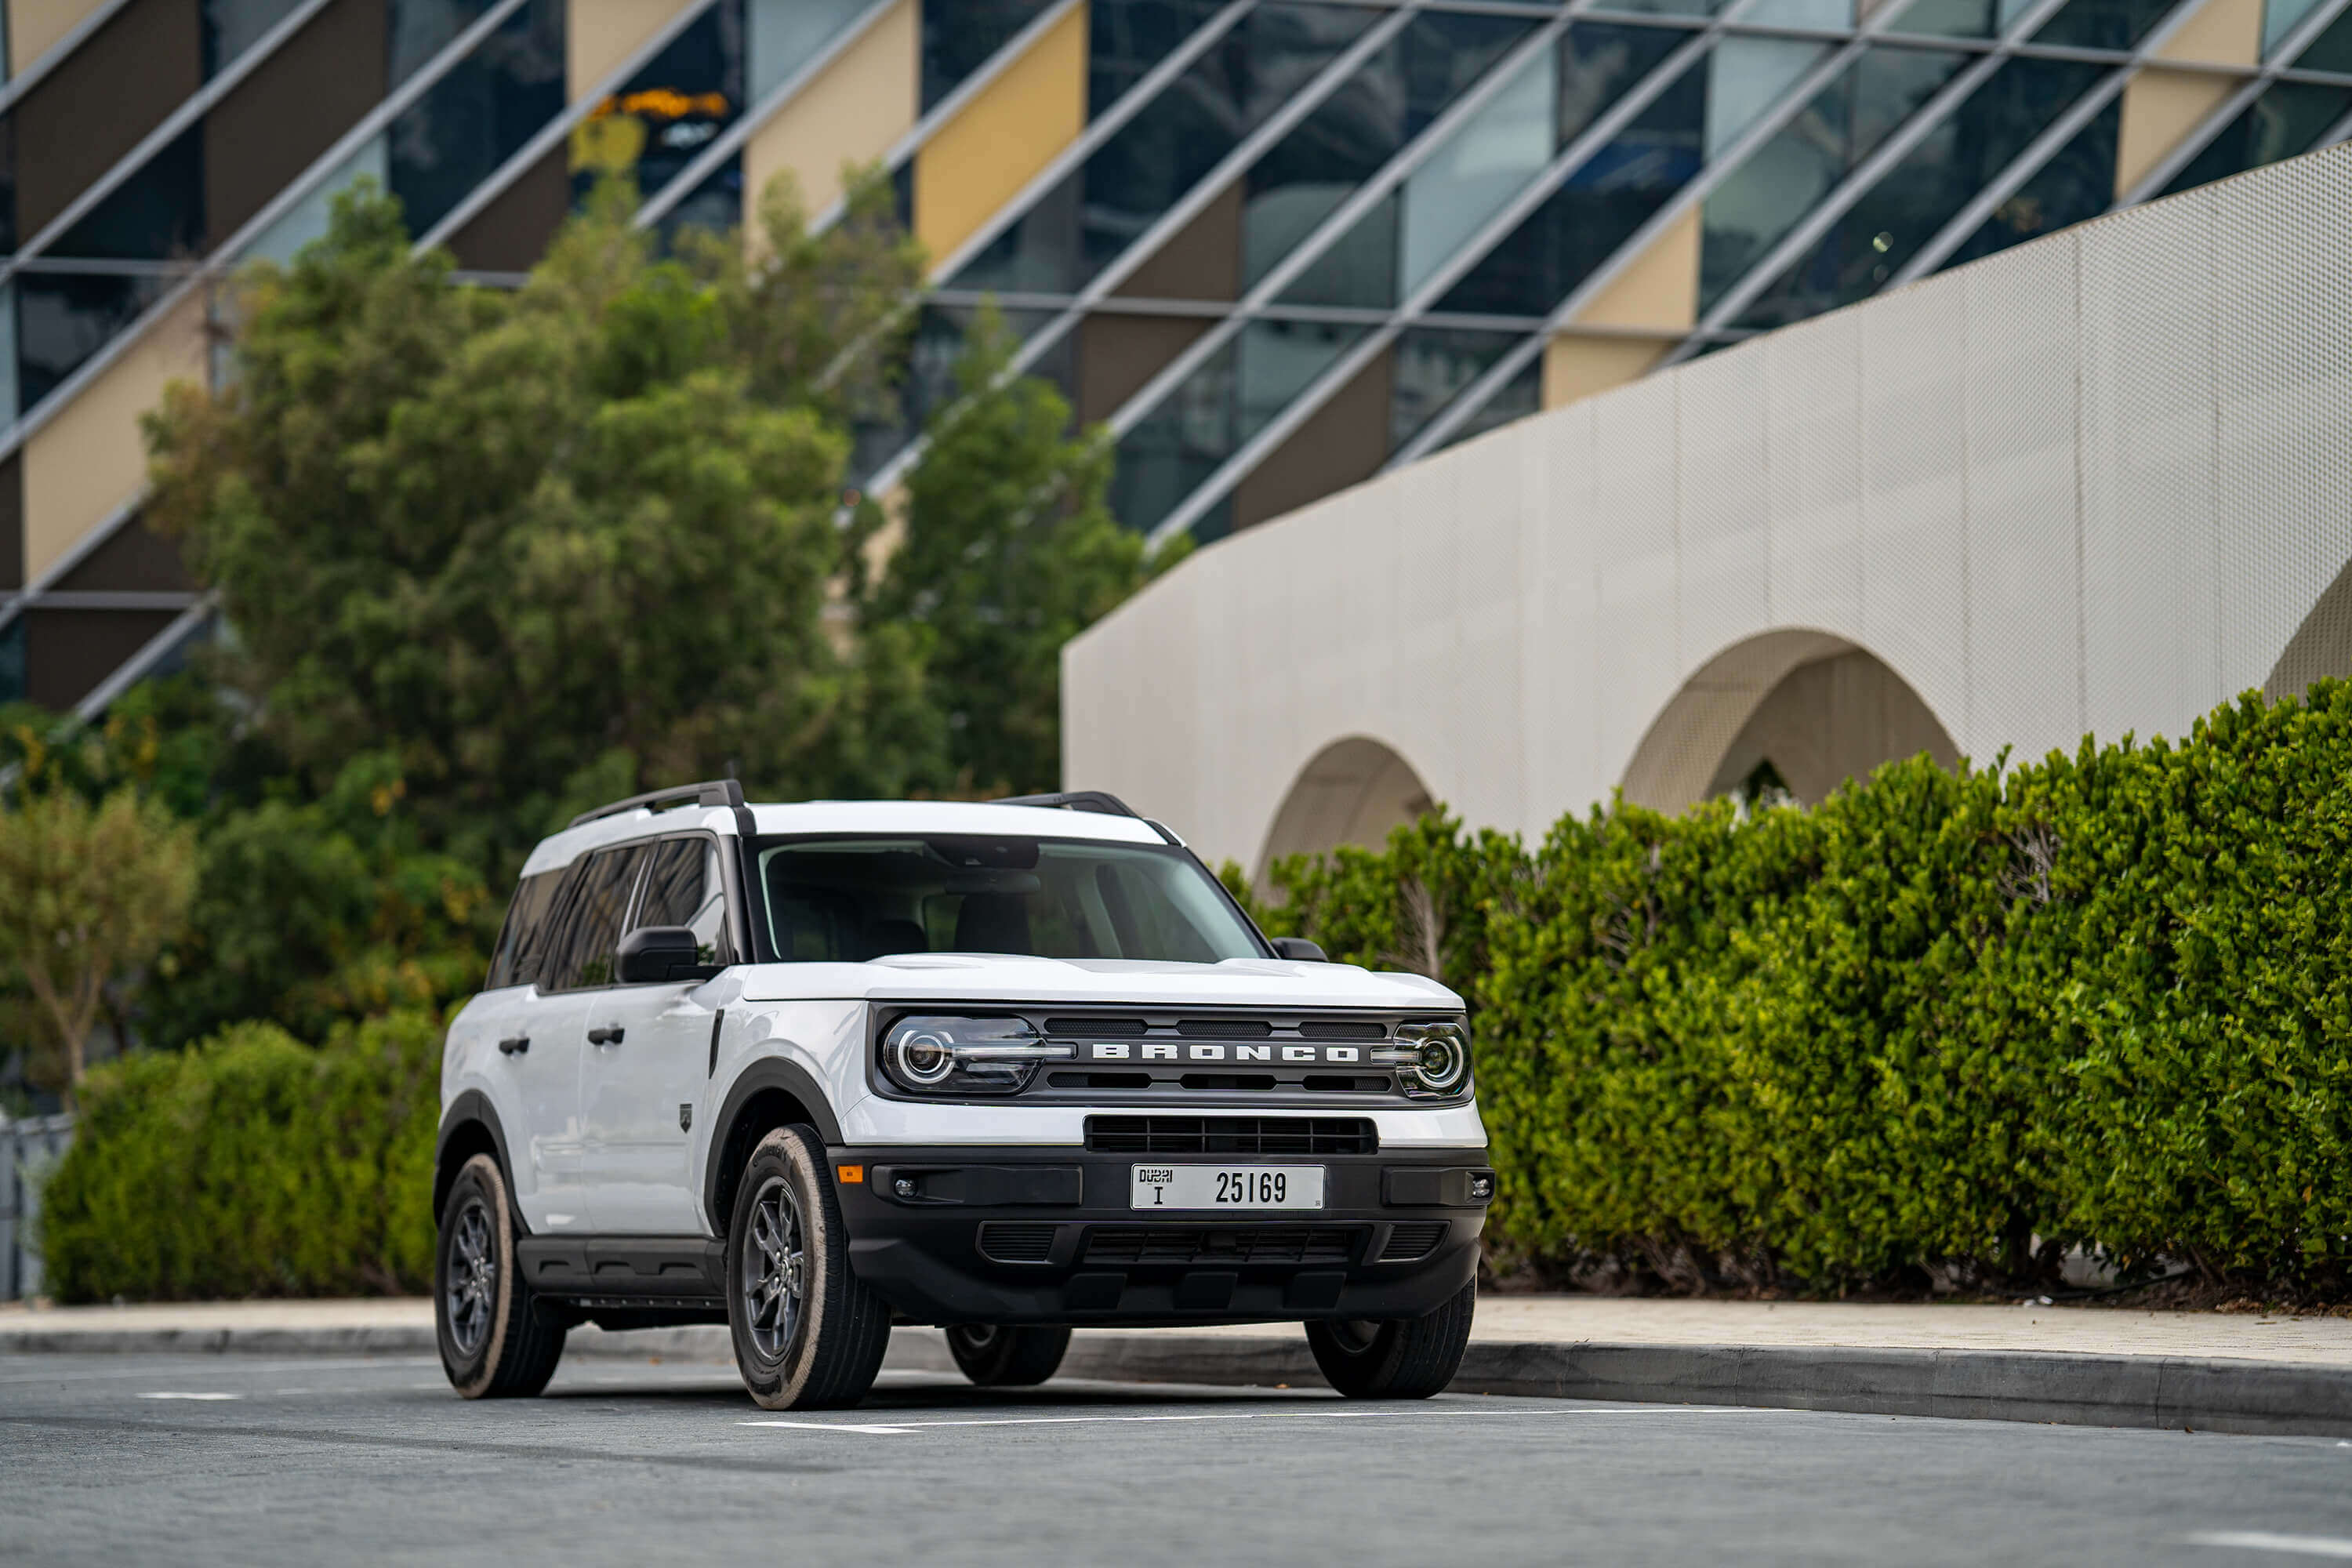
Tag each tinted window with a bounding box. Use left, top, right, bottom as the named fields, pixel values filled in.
left=755, top=837, right=1265, bottom=964
left=485, top=869, right=565, bottom=989
left=540, top=847, right=648, bottom=991
left=633, top=837, right=737, bottom=967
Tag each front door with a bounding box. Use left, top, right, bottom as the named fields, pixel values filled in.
left=521, top=843, right=649, bottom=1236
left=580, top=837, right=737, bottom=1236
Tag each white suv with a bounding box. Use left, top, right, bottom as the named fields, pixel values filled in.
left=432, top=784, right=1492, bottom=1410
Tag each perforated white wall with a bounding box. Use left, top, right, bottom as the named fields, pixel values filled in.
left=1064, top=143, right=2352, bottom=871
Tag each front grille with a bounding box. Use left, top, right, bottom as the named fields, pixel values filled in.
left=1084, top=1116, right=1379, bottom=1155
left=1380, top=1221, right=1447, bottom=1261
left=1083, top=1225, right=1361, bottom=1265
left=977, top=1222, right=1059, bottom=1263
left=1299, top=1019, right=1387, bottom=1040
left=1177, top=1018, right=1274, bottom=1039
left=1047, top=1017, right=1146, bottom=1036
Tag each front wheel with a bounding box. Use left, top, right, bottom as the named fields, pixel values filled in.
left=1304, top=1281, right=1475, bottom=1399
left=946, top=1324, right=1072, bottom=1388
left=725, top=1124, right=891, bottom=1410
left=435, top=1153, right=567, bottom=1398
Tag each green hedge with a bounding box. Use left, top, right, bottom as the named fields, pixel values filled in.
left=41, top=1011, right=439, bottom=1301
left=1250, top=680, right=2352, bottom=1295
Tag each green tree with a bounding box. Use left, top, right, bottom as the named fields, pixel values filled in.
left=144, top=175, right=928, bottom=880
left=873, top=307, right=1184, bottom=796
left=0, top=786, right=198, bottom=1094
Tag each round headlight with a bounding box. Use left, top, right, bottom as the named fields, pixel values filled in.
left=884, top=1024, right=958, bottom=1089
left=1395, top=1022, right=1470, bottom=1095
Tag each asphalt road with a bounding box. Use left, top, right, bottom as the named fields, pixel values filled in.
left=5, top=1352, right=2352, bottom=1566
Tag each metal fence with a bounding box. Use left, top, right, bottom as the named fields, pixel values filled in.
left=1, top=1114, right=74, bottom=1301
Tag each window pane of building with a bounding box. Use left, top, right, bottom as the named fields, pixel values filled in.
left=391, top=0, right=499, bottom=89
left=2263, top=0, right=2328, bottom=56
left=390, top=0, right=564, bottom=238
left=2159, top=81, right=2351, bottom=197
left=1734, top=56, right=2100, bottom=328
left=1089, top=0, right=1227, bottom=114
left=16, top=273, right=170, bottom=411
left=1944, top=94, right=2118, bottom=267
left=1436, top=351, right=1540, bottom=452
left=1437, top=53, right=1708, bottom=318
left=204, top=0, right=305, bottom=78
left=1700, top=45, right=1966, bottom=310
left=950, top=3, right=1381, bottom=298
left=1237, top=318, right=1364, bottom=442
left=49, top=125, right=206, bottom=260
left=1398, top=42, right=1557, bottom=298
left=2296, top=5, right=2352, bottom=68
left=924, top=0, right=1054, bottom=111
left=1704, top=37, right=1828, bottom=162
left=1390, top=325, right=1520, bottom=452
left=569, top=2, right=742, bottom=216
left=2030, top=0, right=2181, bottom=50
left=1109, top=336, right=1236, bottom=534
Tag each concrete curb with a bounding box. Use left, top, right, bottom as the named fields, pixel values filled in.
left=5, top=1319, right=2348, bottom=1437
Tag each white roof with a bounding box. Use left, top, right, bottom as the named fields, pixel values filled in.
left=521, top=798, right=1166, bottom=877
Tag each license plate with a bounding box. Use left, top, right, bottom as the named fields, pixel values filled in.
left=1130, top=1164, right=1325, bottom=1210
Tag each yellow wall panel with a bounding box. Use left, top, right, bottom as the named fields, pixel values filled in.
left=1542, top=334, right=1671, bottom=411
left=1571, top=207, right=1700, bottom=333
left=913, top=1, right=1086, bottom=267
left=22, top=293, right=208, bottom=583
left=2115, top=67, right=2240, bottom=195
left=2156, top=0, right=2260, bottom=66
left=9, top=0, right=109, bottom=76
left=568, top=0, right=694, bottom=100
left=744, top=0, right=916, bottom=229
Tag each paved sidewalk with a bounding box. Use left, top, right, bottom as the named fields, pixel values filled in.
left=7, top=1294, right=2350, bottom=1436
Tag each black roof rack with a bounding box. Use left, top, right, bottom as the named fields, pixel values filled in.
left=990, top=790, right=1142, bottom=818
left=568, top=779, right=746, bottom=829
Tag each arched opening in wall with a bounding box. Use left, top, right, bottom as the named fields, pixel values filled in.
left=1254, top=736, right=1434, bottom=890
left=2266, top=553, right=2352, bottom=704
left=1620, top=630, right=1959, bottom=815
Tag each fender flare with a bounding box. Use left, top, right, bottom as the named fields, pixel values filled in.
left=434, top=1091, right=523, bottom=1230
left=702, top=1055, right=843, bottom=1229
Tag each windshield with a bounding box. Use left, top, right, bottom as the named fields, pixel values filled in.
left=753, top=836, right=1266, bottom=964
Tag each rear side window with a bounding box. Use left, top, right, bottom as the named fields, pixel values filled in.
left=633, top=837, right=736, bottom=967
left=485, top=870, right=565, bottom=990
left=539, top=847, right=648, bottom=991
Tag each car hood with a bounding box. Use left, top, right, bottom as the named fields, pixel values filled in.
left=728, top=953, right=1463, bottom=1011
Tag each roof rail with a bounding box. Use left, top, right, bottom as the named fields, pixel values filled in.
left=568, top=778, right=746, bottom=829
left=990, top=789, right=1142, bottom=818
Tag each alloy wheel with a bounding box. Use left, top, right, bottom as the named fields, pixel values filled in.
left=742, top=1175, right=807, bottom=1359
left=447, top=1198, right=495, bottom=1358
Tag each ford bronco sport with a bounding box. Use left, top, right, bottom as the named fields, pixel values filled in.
left=433, top=783, right=1492, bottom=1410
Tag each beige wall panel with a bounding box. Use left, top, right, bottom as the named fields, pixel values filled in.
left=1543, top=334, right=1671, bottom=410
left=21, top=293, right=209, bottom=583
left=9, top=0, right=109, bottom=74
left=2155, top=0, right=2259, bottom=66
left=745, top=0, right=916, bottom=229
left=568, top=0, right=693, bottom=99
left=913, top=2, right=1086, bottom=264
left=2116, top=67, right=2240, bottom=194
left=1572, top=208, right=1700, bottom=333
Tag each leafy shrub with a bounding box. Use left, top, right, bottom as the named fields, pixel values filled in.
left=1250, top=680, right=2352, bottom=1297
left=40, top=1011, right=440, bottom=1301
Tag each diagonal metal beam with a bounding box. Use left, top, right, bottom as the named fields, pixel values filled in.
left=0, top=0, right=539, bottom=471
left=2111, top=0, right=2352, bottom=205
left=0, top=495, right=143, bottom=638
left=0, top=0, right=343, bottom=291
left=849, top=2, right=1425, bottom=501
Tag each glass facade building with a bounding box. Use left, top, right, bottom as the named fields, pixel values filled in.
left=3, top=0, right=2349, bottom=710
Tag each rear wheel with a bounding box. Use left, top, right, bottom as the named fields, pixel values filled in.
left=435, top=1153, right=567, bottom=1398
left=1304, top=1281, right=1475, bottom=1399
left=725, top=1124, right=891, bottom=1410
left=946, top=1323, right=1072, bottom=1388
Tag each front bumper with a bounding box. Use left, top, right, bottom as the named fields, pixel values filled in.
left=831, top=1144, right=1492, bottom=1327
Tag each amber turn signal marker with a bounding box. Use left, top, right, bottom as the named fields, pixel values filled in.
left=837, top=1164, right=864, bottom=1184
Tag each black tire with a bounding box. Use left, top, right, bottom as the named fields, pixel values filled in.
left=1304, top=1281, right=1475, bottom=1399
left=436, top=1153, right=567, bottom=1399
left=946, top=1324, right=1072, bottom=1388
left=725, top=1124, right=891, bottom=1410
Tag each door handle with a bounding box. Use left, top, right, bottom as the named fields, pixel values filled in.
left=587, top=1025, right=625, bottom=1046
left=498, top=1036, right=529, bottom=1055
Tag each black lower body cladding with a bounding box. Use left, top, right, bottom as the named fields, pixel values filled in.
left=829, top=1145, right=1492, bottom=1327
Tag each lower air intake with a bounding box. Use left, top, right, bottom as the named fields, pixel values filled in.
left=1083, top=1116, right=1378, bottom=1156
left=976, top=1222, right=1059, bottom=1263
left=1379, top=1221, right=1447, bottom=1261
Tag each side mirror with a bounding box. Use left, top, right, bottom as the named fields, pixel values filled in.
left=617, top=925, right=720, bottom=984
left=1270, top=936, right=1329, bottom=963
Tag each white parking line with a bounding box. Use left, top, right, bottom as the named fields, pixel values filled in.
left=742, top=1404, right=1762, bottom=1435
left=2187, top=1533, right=2352, bottom=1559
left=136, top=1392, right=242, bottom=1401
